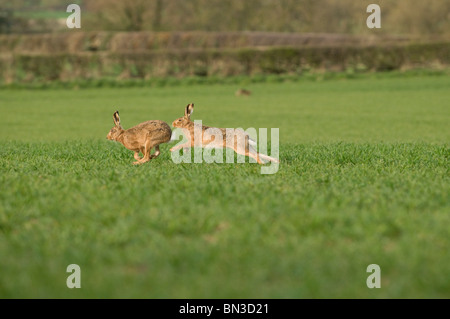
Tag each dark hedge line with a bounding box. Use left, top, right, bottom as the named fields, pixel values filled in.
left=1, top=42, right=449, bottom=83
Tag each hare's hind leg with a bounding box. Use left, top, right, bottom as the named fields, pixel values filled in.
left=150, top=145, right=160, bottom=159
left=246, top=150, right=263, bottom=164
left=248, top=145, right=264, bottom=164
left=233, top=144, right=263, bottom=164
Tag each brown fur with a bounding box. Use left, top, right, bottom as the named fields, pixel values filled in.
left=107, top=111, right=172, bottom=165
left=235, top=88, right=251, bottom=96
left=170, top=103, right=279, bottom=164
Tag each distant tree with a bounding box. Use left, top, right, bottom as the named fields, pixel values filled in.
left=85, top=0, right=151, bottom=31
left=153, top=0, right=164, bottom=31
left=382, top=0, right=450, bottom=35
left=81, top=0, right=450, bottom=35
left=0, top=8, right=12, bottom=33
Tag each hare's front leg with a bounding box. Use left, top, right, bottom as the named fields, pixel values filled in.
left=133, top=147, right=145, bottom=162
left=170, top=142, right=191, bottom=152
left=134, top=137, right=156, bottom=165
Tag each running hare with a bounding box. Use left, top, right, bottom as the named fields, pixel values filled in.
left=235, top=88, right=251, bottom=96
left=170, top=103, right=279, bottom=164
left=107, top=111, right=172, bottom=165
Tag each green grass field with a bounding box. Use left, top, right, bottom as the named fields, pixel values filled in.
left=0, top=73, right=449, bottom=298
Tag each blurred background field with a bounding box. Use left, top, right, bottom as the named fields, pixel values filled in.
left=0, top=0, right=449, bottom=299
left=0, top=0, right=450, bottom=86
left=1, top=73, right=449, bottom=143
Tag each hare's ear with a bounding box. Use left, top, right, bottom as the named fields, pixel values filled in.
left=185, top=103, right=194, bottom=118
left=113, top=111, right=120, bottom=126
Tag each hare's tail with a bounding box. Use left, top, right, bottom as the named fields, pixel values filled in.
left=248, top=137, right=257, bottom=147
left=258, top=153, right=280, bottom=163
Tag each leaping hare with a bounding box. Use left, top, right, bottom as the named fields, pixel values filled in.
left=170, top=103, right=279, bottom=164
left=107, top=111, right=172, bottom=165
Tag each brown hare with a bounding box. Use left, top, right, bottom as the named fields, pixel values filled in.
left=235, top=88, right=251, bottom=96
left=170, top=103, right=279, bottom=164
left=107, top=111, right=172, bottom=165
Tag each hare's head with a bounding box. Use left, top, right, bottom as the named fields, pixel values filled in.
left=172, top=103, right=194, bottom=128
left=107, top=111, right=124, bottom=140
